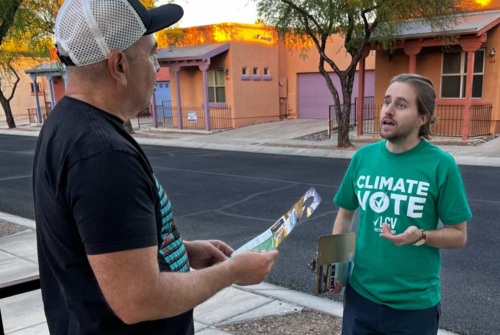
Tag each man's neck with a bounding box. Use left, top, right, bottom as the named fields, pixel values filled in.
left=385, top=136, right=422, bottom=153
left=65, top=89, right=128, bottom=122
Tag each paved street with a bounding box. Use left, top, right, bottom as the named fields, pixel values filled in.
left=0, top=131, right=499, bottom=334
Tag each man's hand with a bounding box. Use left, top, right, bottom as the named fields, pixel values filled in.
left=379, top=223, right=422, bottom=246
left=330, top=280, right=342, bottom=294
left=184, top=240, right=233, bottom=269
left=229, top=250, right=279, bottom=286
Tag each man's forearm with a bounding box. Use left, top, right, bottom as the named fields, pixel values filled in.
left=332, top=207, right=355, bottom=234
left=424, top=223, right=467, bottom=249
left=89, top=246, right=237, bottom=325
left=93, top=245, right=278, bottom=325
left=140, top=260, right=236, bottom=322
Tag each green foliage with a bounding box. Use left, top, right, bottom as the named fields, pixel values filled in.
left=1, top=0, right=60, bottom=60
left=256, top=0, right=470, bottom=55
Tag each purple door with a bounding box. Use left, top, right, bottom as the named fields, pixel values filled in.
left=297, top=70, right=374, bottom=119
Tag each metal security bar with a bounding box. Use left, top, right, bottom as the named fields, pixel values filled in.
left=360, top=101, right=492, bottom=137
left=133, top=105, right=232, bottom=131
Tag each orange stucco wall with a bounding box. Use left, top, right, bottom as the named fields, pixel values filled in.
left=229, top=42, right=280, bottom=127
left=482, top=25, right=500, bottom=133
left=156, top=67, right=170, bottom=81
left=9, top=69, right=49, bottom=117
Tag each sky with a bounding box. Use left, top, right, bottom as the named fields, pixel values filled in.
left=158, top=0, right=259, bottom=27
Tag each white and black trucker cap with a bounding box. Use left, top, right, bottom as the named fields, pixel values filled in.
left=55, top=0, right=183, bottom=66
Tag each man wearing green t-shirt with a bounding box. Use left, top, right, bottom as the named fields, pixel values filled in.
left=332, top=73, right=471, bottom=335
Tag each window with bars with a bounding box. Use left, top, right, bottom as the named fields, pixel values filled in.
left=441, top=50, right=484, bottom=98
left=30, top=82, right=42, bottom=93
left=208, top=69, right=226, bottom=103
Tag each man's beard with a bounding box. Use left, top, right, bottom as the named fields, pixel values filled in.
left=380, top=119, right=417, bottom=144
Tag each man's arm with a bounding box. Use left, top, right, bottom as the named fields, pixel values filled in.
left=332, top=207, right=355, bottom=234
left=380, top=222, right=467, bottom=248
left=88, top=246, right=278, bottom=325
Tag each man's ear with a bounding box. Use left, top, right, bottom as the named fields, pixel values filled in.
left=107, top=51, right=128, bottom=85
left=420, top=113, right=430, bottom=126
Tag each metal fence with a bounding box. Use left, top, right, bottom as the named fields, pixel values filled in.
left=132, top=104, right=232, bottom=131
left=328, top=97, right=375, bottom=134
left=331, top=97, right=493, bottom=137
left=27, top=108, right=52, bottom=123
left=361, top=103, right=493, bottom=137
left=431, top=103, right=492, bottom=137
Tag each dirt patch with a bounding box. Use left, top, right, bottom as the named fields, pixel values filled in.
left=0, top=220, right=28, bottom=238
left=219, top=309, right=342, bottom=335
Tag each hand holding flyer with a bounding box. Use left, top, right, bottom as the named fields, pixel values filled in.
left=232, top=187, right=322, bottom=256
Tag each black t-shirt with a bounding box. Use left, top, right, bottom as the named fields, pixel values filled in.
left=33, top=97, right=193, bottom=334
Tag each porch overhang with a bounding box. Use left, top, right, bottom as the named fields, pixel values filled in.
left=24, top=61, right=64, bottom=77
left=157, top=43, right=230, bottom=67
left=371, top=10, right=500, bottom=49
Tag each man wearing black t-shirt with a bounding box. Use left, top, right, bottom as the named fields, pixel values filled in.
left=32, top=1, right=279, bottom=334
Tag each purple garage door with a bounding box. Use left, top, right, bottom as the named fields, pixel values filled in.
left=297, top=70, right=374, bottom=119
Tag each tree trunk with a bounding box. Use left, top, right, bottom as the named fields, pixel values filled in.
left=123, top=119, right=134, bottom=134
left=337, top=71, right=356, bottom=148
left=337, top=104, right=352, bottom=147
left=0, top=90, right=16, bottom=129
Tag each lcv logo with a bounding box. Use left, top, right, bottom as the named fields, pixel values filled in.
left=355, top=175, right=430, bottom=219
left=373, top=216, right=398, bottom=233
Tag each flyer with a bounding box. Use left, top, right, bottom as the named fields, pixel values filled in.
left=232, top=187, right=321, bottom=255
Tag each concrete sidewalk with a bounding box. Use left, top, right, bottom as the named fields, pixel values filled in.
left=2, top=118, right=498, bottom=334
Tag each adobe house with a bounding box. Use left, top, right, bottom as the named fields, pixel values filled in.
left=16, top=23, right=375, bottom=130
left=3, top=57, right=62, bottom=125
left=157, top=23, right=375, bottom=130
left=370, top=3, right=500, bottom=139
left=23, top=61, right=65, bottom=123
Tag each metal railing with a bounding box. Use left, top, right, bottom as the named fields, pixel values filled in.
left=132, top=105, right=232, bottom=131
left=361, top=103, right=493, bottom=137
left=431, top=104, right=492, bottom=137
left=27, top=108, right=52, bottom=123
left=341, top=97, right=493, bottom=137
left=328, top=97, right=376, bottom=136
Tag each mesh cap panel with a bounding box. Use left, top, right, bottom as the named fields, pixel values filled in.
left=56, top=0, right=146, bottom=66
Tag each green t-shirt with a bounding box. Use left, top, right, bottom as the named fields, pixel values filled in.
left=334, top=140, right=472, bottom=310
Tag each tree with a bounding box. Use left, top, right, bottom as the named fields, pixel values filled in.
left=255, top=0, right=476, bottom=147
left=0, top=0, right=157, bottom=130
left=0, top=0, right=58, bottom=128
left=0, top=0, right=23, bottom=129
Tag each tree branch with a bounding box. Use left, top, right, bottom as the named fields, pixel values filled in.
left=6, top=63, right=20, bottom=102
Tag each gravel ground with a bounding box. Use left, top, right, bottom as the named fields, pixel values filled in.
left=220, top=309, right=342, bottom=334
left=0, top=220, right=28, bottom=238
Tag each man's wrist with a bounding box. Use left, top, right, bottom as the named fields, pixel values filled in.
left=413, top=229, right=427, bottom=246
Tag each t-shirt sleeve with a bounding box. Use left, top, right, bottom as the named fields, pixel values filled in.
left=333, top=154, right=360, bottom=211
left=438, top=164, right=473, bottom=225
left=66, top=150, right=158, bottom=255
